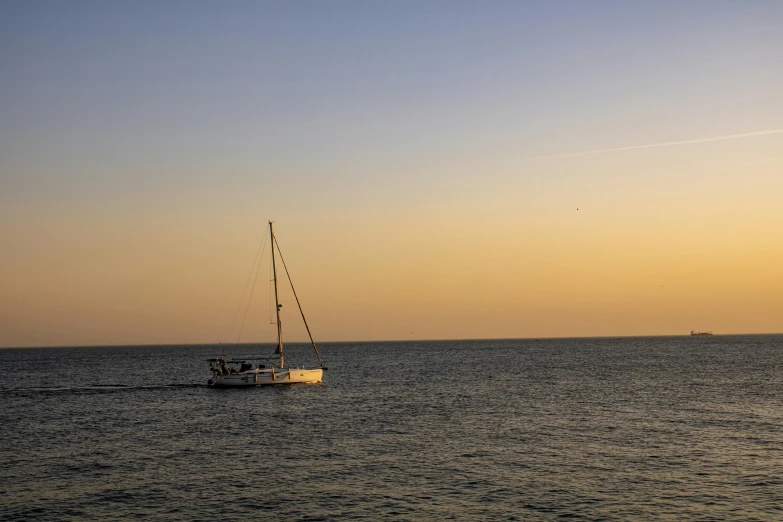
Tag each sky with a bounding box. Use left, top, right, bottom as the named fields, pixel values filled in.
left=1, top=1, right=782, bottom=347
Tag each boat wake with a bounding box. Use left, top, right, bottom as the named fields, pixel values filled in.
left=1, top=383, right=209, bottom=395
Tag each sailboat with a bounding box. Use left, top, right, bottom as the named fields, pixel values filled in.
left=207, top=221, right=325, bottom=386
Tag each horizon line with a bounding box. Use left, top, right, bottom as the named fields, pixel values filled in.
left=2, top=332, right=781, bottom=349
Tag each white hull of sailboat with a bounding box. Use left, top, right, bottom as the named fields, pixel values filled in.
left=209, top=368, right=323, bottom=387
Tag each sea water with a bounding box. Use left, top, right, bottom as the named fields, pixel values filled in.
left=1, top=336, right=781, bottom=520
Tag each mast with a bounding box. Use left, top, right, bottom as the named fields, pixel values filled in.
left=270, top=221, right=284, bottom=368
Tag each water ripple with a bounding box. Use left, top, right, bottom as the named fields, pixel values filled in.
left=1, top=336, right=782, bottom=520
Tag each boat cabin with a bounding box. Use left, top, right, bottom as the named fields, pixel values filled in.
left=208, top=358, right=265, bottom=375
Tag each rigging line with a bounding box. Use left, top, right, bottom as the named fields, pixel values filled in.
left=225, top=231, right=268, bottom=347
left=235, top=233, right=268, bottom=345
left=273, top=235, right=325, bottom=368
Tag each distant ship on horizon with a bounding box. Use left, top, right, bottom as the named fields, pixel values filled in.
left=690, top=330, right=713, bottom=336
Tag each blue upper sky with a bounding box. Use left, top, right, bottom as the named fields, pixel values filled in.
left=3, top=1, right=780, bottom=189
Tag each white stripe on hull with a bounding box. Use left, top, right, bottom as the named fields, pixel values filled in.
left=210, top=368, right=323, bottom=387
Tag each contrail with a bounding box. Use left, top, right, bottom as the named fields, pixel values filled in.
left=517, top=128, right=783, bottom=163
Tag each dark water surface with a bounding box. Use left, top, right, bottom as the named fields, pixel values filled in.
left=1, top=336, right=782, bottom=520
